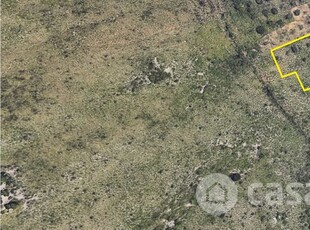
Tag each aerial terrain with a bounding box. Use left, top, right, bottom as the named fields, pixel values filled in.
left=1, top=0, right=310, bottom=229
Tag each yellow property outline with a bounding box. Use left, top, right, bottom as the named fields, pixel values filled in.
left=270, top=33, right=310, bottom=92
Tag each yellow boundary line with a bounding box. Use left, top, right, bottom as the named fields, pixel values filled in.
left=270, top=33, right=310, bottom=92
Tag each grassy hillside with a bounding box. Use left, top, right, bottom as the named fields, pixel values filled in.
left=1, top=1, right=310, bottom=229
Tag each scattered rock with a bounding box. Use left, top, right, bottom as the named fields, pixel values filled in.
left=124, top=57, right=177, bottom=92
left=229, top=172, right=241, bottom=181
left=164, top=219, right=175, bottom=228
left=0, top=165, right=31, bottom=214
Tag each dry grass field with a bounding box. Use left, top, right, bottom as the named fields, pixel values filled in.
left=1, top=0, right=310, bottom=229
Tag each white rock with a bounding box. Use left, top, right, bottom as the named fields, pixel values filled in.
left=166, top=220, right=175, bottom=228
